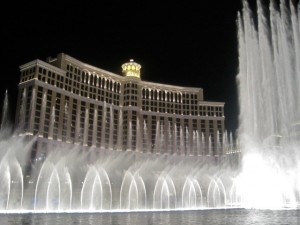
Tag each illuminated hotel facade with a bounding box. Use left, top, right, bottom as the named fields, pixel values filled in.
left=15, top=53, right=225, bottom=159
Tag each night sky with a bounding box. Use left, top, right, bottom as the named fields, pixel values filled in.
left=0, top=0, right=266, bottom=133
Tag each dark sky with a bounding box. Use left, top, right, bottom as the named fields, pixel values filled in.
left=0, top=0, right=260, bottom=133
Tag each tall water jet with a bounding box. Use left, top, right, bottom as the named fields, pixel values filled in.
left=0, top=90, right=12, bottom=138
left=108, top=105, right=114, bottom=150
left=1, top=90, right=9, bottom=130
left=236, top=0, right=300, bottom=209
left=48, top=106, right=55, bottom=140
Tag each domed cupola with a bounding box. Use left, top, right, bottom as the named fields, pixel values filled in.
left=121, top=59, right=141, bottom=79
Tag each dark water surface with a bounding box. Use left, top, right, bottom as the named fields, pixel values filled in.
left=0, top=209, right=299, bottom=225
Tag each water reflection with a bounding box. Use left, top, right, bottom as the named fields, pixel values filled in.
left=0, top=210, right=299, bottom=225
left=21, top=215, right=32, bottom=225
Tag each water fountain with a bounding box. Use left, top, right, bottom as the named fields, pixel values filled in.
left=0, top=125, right=237, bottom=212
left=235, top=0, right=300, bottom=209
left=0, top=0, right=299, bottom=213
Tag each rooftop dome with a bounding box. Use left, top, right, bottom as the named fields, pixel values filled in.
left=121, top=59, right=141, bottom=79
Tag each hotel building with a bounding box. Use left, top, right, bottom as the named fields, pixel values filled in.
left=15, top=53, right=225, bottom=159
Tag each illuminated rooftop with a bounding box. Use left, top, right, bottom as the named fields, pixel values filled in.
left=121, top=59, right=141, bottom=79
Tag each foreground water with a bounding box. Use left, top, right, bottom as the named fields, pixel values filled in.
left=0, top=209, right=299, bottom=225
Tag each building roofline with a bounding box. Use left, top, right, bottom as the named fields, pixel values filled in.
left=19, top=59, right=66, bottom=75
left=64, top=53, right=204, bottom=93
left=64, top=54, right=124, bottom=80
left=140, top=80, right=202, bottom=92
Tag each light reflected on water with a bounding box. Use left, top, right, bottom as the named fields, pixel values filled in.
left=0, top=209, right=299, bottom=225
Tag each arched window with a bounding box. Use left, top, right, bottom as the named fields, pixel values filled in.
left=81, top=72, right=85, bottom=83
left=86, top=73, right=89, bottom=84
left=101, top=77, right=105, bottom=88
left=89, top=75, right=93, bottom=85
left=110, top=80, right=113, bottom=91
left=113, top=82, right=116, bottom=92
left=94, top=75, right=97, bottom=86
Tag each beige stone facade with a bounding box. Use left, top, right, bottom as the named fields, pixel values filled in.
left=15, top=53, right=225, bottom=159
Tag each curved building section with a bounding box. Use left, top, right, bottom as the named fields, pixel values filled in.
left=15, top=53, right=225, bottom=159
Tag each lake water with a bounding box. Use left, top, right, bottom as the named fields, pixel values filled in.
left=0, top=209, right=299, bottom=225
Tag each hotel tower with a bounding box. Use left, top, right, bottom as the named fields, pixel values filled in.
left=15, top=53, right=225, bottom=160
